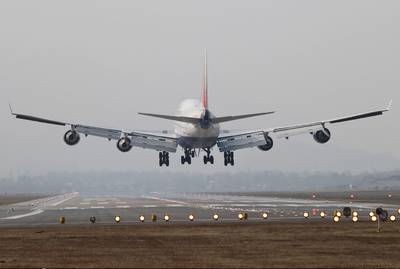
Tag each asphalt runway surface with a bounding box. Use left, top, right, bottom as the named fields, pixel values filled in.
left=0, top=192, right=399, bottom=226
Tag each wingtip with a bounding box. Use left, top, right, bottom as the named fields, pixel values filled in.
left=8, top=103, right=14, bottom=115
left=386, top=99, right=393, bottom=111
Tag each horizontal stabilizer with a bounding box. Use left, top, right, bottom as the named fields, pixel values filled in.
left=212, top=111, right=275, bottom=124
left=138, top=112, right=200, bottom=124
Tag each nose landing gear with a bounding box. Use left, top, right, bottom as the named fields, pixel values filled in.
left=224, top=151, right=234, bottom=166
left=159, top=151, right=169, bottom=167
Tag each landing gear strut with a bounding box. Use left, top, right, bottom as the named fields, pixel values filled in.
left=224, top=151, right=234, bottom=166
left=159, top=151, right=169, bottom=167
left=203, top=148, right=214, bottom=164
left=181, top=148, right=192, bottom=165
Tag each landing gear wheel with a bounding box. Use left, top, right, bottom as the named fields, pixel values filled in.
left=191, top=151, right=195, bottom=158
left=159, top=151, right=170, bottom=167
left=181, top=156, right=185, bottom=165
left=203, top=156, right=207, bottom=164
left=223, top=151, right=235, bottom=166
left=210, top=155, right=214, bottom=164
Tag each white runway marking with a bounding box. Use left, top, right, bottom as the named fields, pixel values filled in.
left=143, top=196, right=189, bottom=205
left=116, top=202, right=127, bottom=204
left=51, top=195, right=76, bottom=207
left=98, top=202, right=109, bottom=205
left=143, top=205, right=157, bottom=208
left=116, top=205, right=131, bottom=208
left=90, top=206, right=105, bottom=209
left=2, top=209, right=44, bottom=220
left=63, top=207, right=78, bottom=210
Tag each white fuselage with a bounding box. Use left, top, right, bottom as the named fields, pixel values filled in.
left=174, top=99, right=220, bottom=148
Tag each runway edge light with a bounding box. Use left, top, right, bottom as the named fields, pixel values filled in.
left=262, top=212, right=268, bottom=219
left=139, top=215, right=145, bottom=222
left=333, top=216, right=340, bottom=222
left=164, top=214, right=170, bottom=222
left=390, top=215, right=396, bottom=222
left=114, top=216, right=121, bottom=223
left=213, top=214, right=219, bottom=221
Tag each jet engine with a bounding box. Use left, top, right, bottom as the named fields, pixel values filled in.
left=117, top=137, right=132, bottom=152
left=63, top=130, right=80, bottom=146
left=258, top=134, right=274, bottom=151
left=313, top=128, right=331, bottom=144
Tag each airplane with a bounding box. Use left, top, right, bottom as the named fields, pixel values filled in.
left=10, top=50, right=391, bottom=167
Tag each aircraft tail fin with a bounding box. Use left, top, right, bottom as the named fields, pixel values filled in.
left=201, top=49, right=208, bottom=110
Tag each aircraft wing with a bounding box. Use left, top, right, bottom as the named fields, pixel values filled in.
left=10, top=108, right=178, bottom=153
left=217, top=102, right=391, bottom=152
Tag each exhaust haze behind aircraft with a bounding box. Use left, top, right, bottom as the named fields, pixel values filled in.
left=10, top=50, right=391, bottom=167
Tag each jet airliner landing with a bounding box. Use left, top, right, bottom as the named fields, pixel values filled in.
left=10, top=51, right=391, bottom=167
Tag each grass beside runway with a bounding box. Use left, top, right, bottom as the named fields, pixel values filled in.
left=0, top=194, right=51, bottom=206
left=0, top=221, right=399, bottom=268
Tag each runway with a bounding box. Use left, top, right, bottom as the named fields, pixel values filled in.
left=0, top=192, right=398, bottom=226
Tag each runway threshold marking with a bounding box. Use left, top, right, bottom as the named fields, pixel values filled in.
left=2, top=209, right=44, bottom=220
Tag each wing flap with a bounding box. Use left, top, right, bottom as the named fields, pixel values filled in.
left=217, top=131, right=266, bottom=152
left=75, top=125, right=122, bottom=140
left=130, top=132, right=177, bottom=152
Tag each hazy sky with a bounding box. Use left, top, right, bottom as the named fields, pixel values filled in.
left=1, top=0, right=399, bottom=176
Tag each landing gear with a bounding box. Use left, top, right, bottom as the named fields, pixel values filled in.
left=224, top=151, right=234, bottom=166
left=203, top=148, right=214, bottom=164
left=159, top=151, right=169, bottom=167
left=181, top=149, right=192, bottom=165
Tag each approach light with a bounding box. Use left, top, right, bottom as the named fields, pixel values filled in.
left=90, top=216, right=96, bottom=224
left=59, top=216, right=66, bottom=224
left=188, top=214, right=194, bottom=221
left=303, top=212, right=309, bottom=218
left=164, top=215, right=170, bottom=222
left=262, top=212, right=268, bottom=219
left=335, top=211, right=342, bottom=217
left=390, top=215, right=396, bottom=222
left=398, top=208, right=400, bottom=214
left=369, top=211, right=375, bottom=217
left=352, top=211, right=358, bottom=217
left=213, top=214, right=219, bottom=221
left=333, top=216, right=340, bottom=222
left=352, top=216, right=359, bottom=222
left=238, top=213, right=245, bottom=220
left=371, top=215, right=377, bottom=222
left=114, top=216, right=121, bottom=223
left=139, top=215, right=145, bottom=222
left=320, top=211, right=326, bottom=218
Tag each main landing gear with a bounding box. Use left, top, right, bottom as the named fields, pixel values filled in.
left=159, top=151, right=169, bottom=167
left=224, top=151, right=234, bottom=166
left=203, top=148, right=214, bottom=164
left=181, top=148, right=193, bottom=165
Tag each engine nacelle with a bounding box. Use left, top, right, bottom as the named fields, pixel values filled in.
left=313, top=128, right=331, bottom=144
left=258, top=134, right=274, bottom=151
left=64, top=130, right=80, bottom=146
left=117, top=137, right=132, bottom=152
